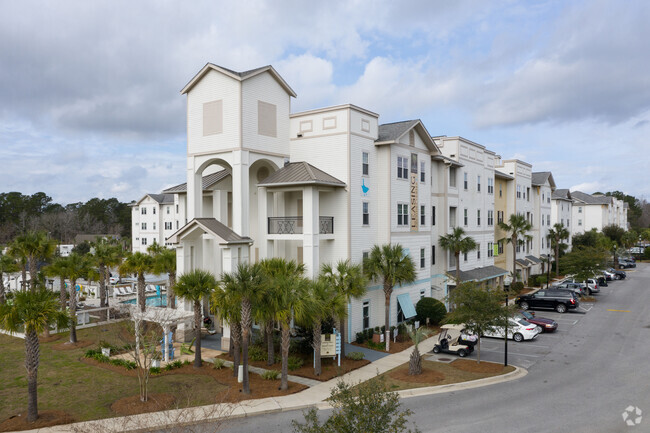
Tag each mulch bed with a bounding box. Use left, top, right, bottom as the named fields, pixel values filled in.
left=50, top=340, right=94, bottom=351
left=351, top=340, right=414, bottom=354
left=39, top=334, right=63, bottom=344
left=389, top=366, right=444, bottom=384
left=111, top=393, right=176, bottom=416
left=0, top=410, right=75, bottom=432
left=451, top=359, right=510, bottom=374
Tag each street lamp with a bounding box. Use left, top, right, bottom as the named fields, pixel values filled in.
left=546, top=253, right=551, bottom=289
left=504, top=288, right=508, bottom=367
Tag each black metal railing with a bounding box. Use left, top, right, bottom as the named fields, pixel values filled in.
left=268, top=216, right=334, bottom=235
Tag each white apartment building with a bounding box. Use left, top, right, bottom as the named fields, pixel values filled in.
left=531, top=172, right=556, bottom=265
left=434, top=137, right=507, bottom=289
left=570, top=191, right=628, bottom=236
left=551, top=189, right=573, bottom=251
left=131, top=194, right=175, bottom=253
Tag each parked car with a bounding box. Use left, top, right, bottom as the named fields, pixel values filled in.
left=608, top=268, right=626, bottom=279
left=516, top=289, right=580, bottom=313
left=432, top=324, right=475, bottom=357
left=553, top=282, right=586, bottom=296
left=516, top=310, right=558, bottom=332
left=619, top=260, right=636, bottom=269
left=482, top=317, right=541, bottom=342
left=109, top=276, right=120, bottom=284
left=602, top=270, right=615, bottom=281
left=559, top=278, right=599, bottom=295
left=596, top=276, right=608, bottom=287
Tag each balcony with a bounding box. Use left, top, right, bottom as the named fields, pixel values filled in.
left=268, top=216, right=334, bottom=235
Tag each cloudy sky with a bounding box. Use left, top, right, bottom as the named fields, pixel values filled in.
left=1, top=0, right=649, bottom=204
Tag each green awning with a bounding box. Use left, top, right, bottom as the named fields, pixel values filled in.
left=397, top=293, right=417, bottom=319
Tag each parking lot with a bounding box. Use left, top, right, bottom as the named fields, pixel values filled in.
left=428, top=276, right=624, bottom=369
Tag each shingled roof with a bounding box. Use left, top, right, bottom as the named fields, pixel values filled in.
left=181, top=63, right=296, bottom=96
left=531, top=171, right=555, bottom=188
left=258, top=162, right=346, bottom=187
left=458, top=265, right=509, bottom=283
left=376, top=120, right=420, bottom=142
left=167, top=218, right=252, bottom=245
left=552, top=189, right=572, bottom=201
left=571, top=191, right=612, bottom=205
left=163, top=169, right=231, bottom=193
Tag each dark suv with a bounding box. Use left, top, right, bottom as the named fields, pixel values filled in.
left=516, top=289, right=580, bottom=313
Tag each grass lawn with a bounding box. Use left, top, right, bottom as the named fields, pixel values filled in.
left=368, top=359, right=516, bottom=391
left=1, top=322, right=297, bottom=428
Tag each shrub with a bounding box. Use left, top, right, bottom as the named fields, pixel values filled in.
left=289, top=338, right=312, bottom=355
left=511, top=281, right=525, bottom=293
left=248, top=346, right=267, bottom=362
left=415, top=297, right=447, bottom=326
left=261, top=370, right=280, bottom=380
left=355, top=332, right=366, bottom=344
left=213, top=358, right=226, bottom=369
left=288, top=356, right=304, bottom=371
left=172, top=360, right=183, bottom=369
left=150, top=367, right=161, bottom=374
left=346, top=351, right=365, bottom=361
left=366, top=340, right=385, bottom=351
left=164, top=363, right=175, bottom=371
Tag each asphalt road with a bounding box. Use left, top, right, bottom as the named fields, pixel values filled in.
left=209, top=264, right=650, bottom=433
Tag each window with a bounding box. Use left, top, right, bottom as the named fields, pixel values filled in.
left=497, top=210, right=504, bottom=223
left=431, top=245, right=435, bottom=265
left=547, top=196, right=551, bottom=204
left=362, top=202, right=369, bottom=225
left=420, top=289, right=426, bottom=299
left=141, top=222, right=147, bottom=230
left=176, top=221, right=179, bottom=229
left=420, top=248, right=425, bottom=268
left=420, top=161, right=426, bottom=183
left=362, top=152, right=369, bottom=176
left=152, top=222, right=156, bottom=230
left=464, top=208, right=468, bottom=226
left=542, top=193, right=545, bottom=202
left=541, top=215, right=544, bottom=226
left=547, top=215, right=551, bottom=225
left=141, top=238, right=147, bottom=245
left=258, top=100, right=277, bottom=137
left=164, top=222, right=172, bottom=230
left=561, top=218, right=564, bottom=226
left=362, top=251, right=370, bottom=271
left=176, top=204, right=179, bottom=214
left=397, top=156, right=408, bottom=179
left=431, top=206, right=436, bottom=226
left=567, top=219, right=570, bottom=226
left=464, top=251, right=468, bottom=262
left=578, top=219, right=582, bottom=226
left=477, top=209, right=481, bottom=226
left=527, top=187, right=530, bottom=201
left=420, top=205, right=426, bottom=226
left=464, top=172, right=468, bottom=190
left=517, top=185, right=521, bottom=198
left=498, top=241, right=504, bottom=254
left=477, top=175, right=481, bottom=192
left=488, top=242, right=493, bottom=258
left=449, top=207, right=457, bottom=228
left=153, top=207, right=156, bottom=215
left=397, top=204, right=408, bottom=226
left=477, top=243, right=481, bottom=259
left=449, top=167, right=457, bottom=187
left=362, top=301, right=370, bottom=330
left=166, top=207, right=170, bottom=215
left=542, top=238, right=545, bottom=248
left=141, top=207, right=147, bottom=215
left=487, top=210, right=494, bottom=226
left=397, top=301, right=405, bottom=323
left=488, top=178, right=494, bottom=194
left=516, top=243, right=521, bottom=253
left=499, top=183, right=503, bottom=197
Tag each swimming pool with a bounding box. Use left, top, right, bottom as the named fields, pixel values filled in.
left=121, top=294, right=167, bottom=307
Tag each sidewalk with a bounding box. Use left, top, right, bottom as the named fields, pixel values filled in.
left=30, top=335, right=526, bottom=432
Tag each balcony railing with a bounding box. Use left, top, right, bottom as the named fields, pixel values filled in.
left=268, top=216, right=334, bottom=235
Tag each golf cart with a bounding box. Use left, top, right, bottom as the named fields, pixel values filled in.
left=432, top=324, right=476, bottom=358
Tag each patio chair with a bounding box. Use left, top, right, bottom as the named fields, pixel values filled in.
left=180, top=337, right=196, bottom=355
left=115, top=287, right=126, bottom=296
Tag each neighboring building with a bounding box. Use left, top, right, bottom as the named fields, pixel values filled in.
left=130, top=194, right=175, bottom=253
left=531, top=172, right=556, bottom=269
left=570, top=191, right=627, bottom=236
left=551, top=188, right=573, bottom=251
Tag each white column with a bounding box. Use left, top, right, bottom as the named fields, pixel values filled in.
left=303, top=187, right=320, bottom=279
left=213, top=190, right=228, bottom=224
left=232, top=150, right=250, bottom=236
left=163, top=324, right=171, bottom=363
left=186, top=163, right=203, bottom=220
left=258, top=187, right=270, bottom=260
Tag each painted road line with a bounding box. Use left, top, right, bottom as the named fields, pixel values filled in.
left=479, top=350, right=541, bottom=358
left=606, top=309, right=631, bottom=312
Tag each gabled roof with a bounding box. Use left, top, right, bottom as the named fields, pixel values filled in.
left=375, top=120, right=440, bottom=153
left=552, top=189, right=572, bottom=201
left=571, top=191, right=612, bottom=205
left=181, top=63, right=297, bottom=97
left=163, top=169, right=231, bottom=194
left=167, top=218, right=252, bottom=245
left=531, top=172, right=556, bottom=189
left=495, top=170, right=514, bottom=180
left=526, top=255, right=542, bottom=264
left=516, top=258, right=532, bottom=267
left=132, top=193, right=175, bottom=206
left=257, top=162, right=346, bottom=188
left=458, top=265, right=509, bottom=283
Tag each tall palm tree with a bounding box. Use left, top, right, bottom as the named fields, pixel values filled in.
left=8, top=231, right=56, bottom=291
left=174, top=269, right=217, bottom=368
left=119, top=252, right=154, bottom=313
left=0, top=253, right=19, bottom=304
left=0, top=288, right=68, bottom=422
left=211, top=283, right=242, bottom=377
left=148, top=245, right=177, bottom=309
left=220, top=263, right=266, bottom=394
left=92, top=238, right=122, bottom=320
left=548, top=223, right=570, bottom=277
left=66, top=253, right=92, bottom=343
left=438, top=227, right=478, bottom=284
left=363, top=244, right=416, bottom=351
left=499, top=214, right=533, bottom=283
left=7, top=235, right=30, bottom=290
left=260, top=258, right=310, bottom=391
left=321, top=260, right=367, bottom=356
left=307, top=277, right=346, bottom=376
left=44, top=256, right=70, bottom=311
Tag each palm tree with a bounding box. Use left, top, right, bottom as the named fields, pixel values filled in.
left=0, top=253, right=19, bottom=304
left=7, top=236, right=30, bottom=290
left=119, top=252, right=154, bottom=313
left=321, top=260, right=367, bottom=357
left=220, top=263, right=266, bottom=394
left=307, top=277, right=346, bottom=376
left=66, top=253, right=93, bottom=343
left=8, top=231, right=56, bottom=291
left=438, top=227, right=478, bottom=284
left=174, top=269, right=217, bottom=368
left=211, top=283, right=242, bottom=377
left=92, top=238, right=122, bottom=320
left=408, top=326, right=430, bottom=375
left=548, top=223, right=570, bottom=277
left=44, top=256, right=70, bottom=311
left=363, top=244, right=416, bottom=351
left=148, top=245, right=177, bottom=309
left=499, top=214, right=533, bottom=283
left=0, top=288, right=68, bottom=422
left=260, top=258, right=310, bottom=391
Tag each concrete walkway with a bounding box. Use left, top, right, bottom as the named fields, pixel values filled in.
left=32, top=335, right=527, bottom=433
